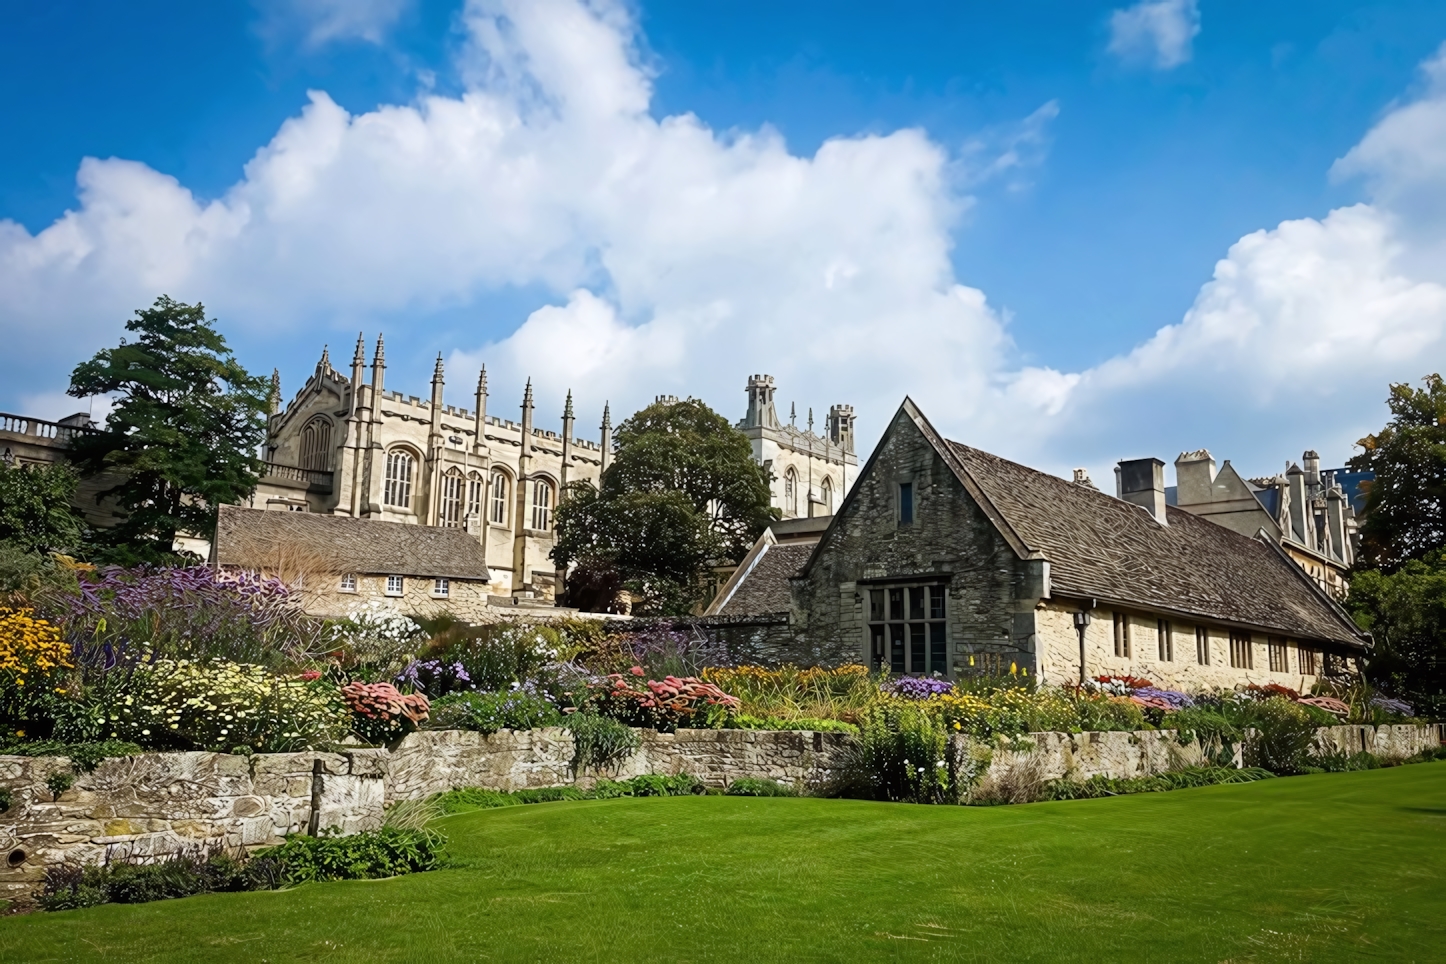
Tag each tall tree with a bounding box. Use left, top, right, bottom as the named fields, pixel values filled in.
left=0, top=461, right=84, bottom=553
left=1348, top=374, right=1446, bottom=571
left=67, top=296, right=270, bottom=561
left=552, top=398, right=776, bottom=615
left=1347, top=553, right=1446, bottom=717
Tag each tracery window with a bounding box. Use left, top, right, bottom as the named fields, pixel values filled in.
left=300, top=417, right=332, bottom=471
left=820, top=477, right=833, bottom=514
left=466, top=472, right=484, bottom=522
left=383, top=450, right=414, bottom=508
left=439, top=469, right=464, bottom=528
left=490, top=469, right=509, bottom=525
left=531, top=479, right=553, bottom=531
left=785, top=468, right=798, bottom=516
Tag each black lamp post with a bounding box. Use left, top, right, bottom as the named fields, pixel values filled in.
left=1073, top=601, right=1096, bottom=685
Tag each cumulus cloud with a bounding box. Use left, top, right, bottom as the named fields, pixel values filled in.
left=2, top=0, right=1445, bottom=488
left=1107, top=0, right=1201, bottom=70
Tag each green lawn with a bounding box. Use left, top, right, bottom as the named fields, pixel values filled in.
left=3, top=764, right=1444, bottom=963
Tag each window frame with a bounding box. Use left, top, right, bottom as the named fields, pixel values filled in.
left=1229, top=630, right=1253, bottom=669
left=300, top=416, right=333, bottom=472
left=1113, top=612, right=1131, bottom=658
left=339, top=573, right=357, bottom=593
left=1195, top=626, right=1210, bottom=665
left=530, top=478, right=554, bottom=531
left=866, top=581, right=948, bottom=676
left=439, top=469, right=465, bottom=528
left=433, top=577, right=450, bottom=598
left=489, top=469, right=510, bottom=526
left=784, top=468, right=798, bottom=516
left=385, top=574, right=404, bottom=597
left=897, top=481, right=914, bottom=525
left=1267, top=636, right=1289, bottom=674
left=1157, top=619, right=1173, bottom=662
left=1298, top=644, right=1319, bottom=676
left=383, top=449, right=415, bottom=509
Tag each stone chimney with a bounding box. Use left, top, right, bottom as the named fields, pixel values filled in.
left=1286, top=463, right=1312, bottom=549
left=1071, top=468, right=1096, bottom=489
left=1117, top=457, right=1168, bottom=525
left=1173, top=449, right=1215, bottom=508
left=1303, top=449, right=1321, bottom=496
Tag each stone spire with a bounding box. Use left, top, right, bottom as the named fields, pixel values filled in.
left=352, top=332, right=366, bottom=367
left=520, top=379, right=534, bottom=456
left=790, top=402, right=797, bottom=427
left=600, top=402, right=613, bottom=475
left=370, top=334, right=386, bottom=397
left=316, top=345, right=330, bottom=375
left=268, top=369, right=281, bottom=414
left=429, top=353, right=444, bottom=430
left=473, top=366, right=488, bottom=447
left=807, top=407, right=814, bottom=433
left=561, top=390, right=575, bottom=486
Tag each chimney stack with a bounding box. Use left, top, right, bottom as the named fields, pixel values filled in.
left=1117, top=457, right=1168, bottom=525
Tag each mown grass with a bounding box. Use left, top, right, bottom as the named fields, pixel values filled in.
left=2, top=763, right=1444, bottom=962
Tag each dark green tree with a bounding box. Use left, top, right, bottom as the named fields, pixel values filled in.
left=1349, top=374, right=1446, bottom=570
left=0, top=460, right=84, bottom=553
left=552, top=398, right=776, bottom=615
left=1347, top=552, right=1446, bottom=717
left=67, top=296, right=270, bottom=562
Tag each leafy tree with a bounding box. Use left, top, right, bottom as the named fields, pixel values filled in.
left=67, top=296, right=270, bottom=562
left=0, top=461, right=84, bottom=553
left=1347, top=552, right=1446, bottom=718
left=552, top=398, right=775, bottom=615
left=1349, top=374, right=1446, bottom=570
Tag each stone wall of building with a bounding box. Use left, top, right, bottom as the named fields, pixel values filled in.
left=1, top=723, right=1438, bottom=904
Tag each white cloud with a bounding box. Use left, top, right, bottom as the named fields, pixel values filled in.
left=1107, top=0, right=1201, bottom=70
left=2, top=0, right=1446, bottom=489
left=254, top=0, right=411, bottom=48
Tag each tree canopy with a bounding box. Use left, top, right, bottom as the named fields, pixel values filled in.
left=67, top=296, right=270, bottom=562
left=1348, top=374, right=1446, bottom=571
left=1347, top=552, right=1446, bottom=717
left=551, top=398, right=776, bottom=615
left=0, top=461, right=84, bottom=554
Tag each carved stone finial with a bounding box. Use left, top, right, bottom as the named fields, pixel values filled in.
left=563, top=389, right=574, bottom=420
left=352, top=332, right=365, bottom=366
left=373, top=333, right=385, bottom=367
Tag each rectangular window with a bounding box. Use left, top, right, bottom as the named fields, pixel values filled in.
left=433, top=578, right=450, bottom=598
left=898, top=482, right=914, bottom=524
left=385, top=575, right=404, bottom=597
left=868, top=582, right=947, bottom=675
left=1299, top=644, right=1319, bottom=676
left=1195, top=626, right=1209, bottom=665
left=339, top=573, right=357, bottom=593
left=1268, top=637, right=1289, bottom=673
left=1229, top=631, right=1253, bottom=669
left=1113, top=612, right=1131, bottom=658
left=1157, top=619, right=1173, bottom=662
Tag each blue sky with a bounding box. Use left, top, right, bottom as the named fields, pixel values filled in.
left=4, top=0, right=1446, bottom=483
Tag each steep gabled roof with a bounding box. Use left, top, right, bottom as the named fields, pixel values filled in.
left=214, top=505, right=490, bottom=581
left=946, top=442, right=1367, bottom=648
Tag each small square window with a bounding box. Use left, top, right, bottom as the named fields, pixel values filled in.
left=385, top=575, right=404, bottom=596
left=339, top=573, right=357, bottom=593
left=433, top=577, right=450, bottom=598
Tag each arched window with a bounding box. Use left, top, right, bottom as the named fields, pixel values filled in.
left=820, top=477, right=833, bottom=514
left=466, top=472, right=484, bottom=521
left=531, top=479, right=553, bottom=530
left=784, top=468, right=798, bottom=516
left=384, top=450, right=414, bottom=508
left=300, top=417, right=332, bottom=471
left=439, top=468, right=464, bottom=528
left=489, top=469, right=509, bottom=525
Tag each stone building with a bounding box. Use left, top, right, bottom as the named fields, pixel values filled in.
left=212, top=504, right=493, bottom=620
left=737, top=375, right=857, bottom=519
left=0, top=411, right=122, bottom=530
left=1167, top=449, right=1364, bottom=597
left=708, top=398, right=1370, bottom=689
left=253, top=337, right=610, bottom=599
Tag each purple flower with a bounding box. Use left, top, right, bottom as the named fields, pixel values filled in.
left=1133, top=687, right=1195, bottom=710
left=883, top=676, right=955, bottom=700
left=1370, top=694, right=1415, bottom=717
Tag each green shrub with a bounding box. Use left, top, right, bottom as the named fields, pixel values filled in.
left=37, top=850, right=280, bottom=911
left=1239, top=697, right=1319, bottom=775
left=45, top=771, right=74, bottom=799
left=1041, top=766, right=1273, bottom=801
left=431, top=774, right=706, bottom=813
left=256, top=827, right=447, bottom=884
left=1306, top=751, right=1382, bottom=773
left=0, top=787, right=11, bottom=814
left=0, top=739, right=141, bottom=772
left=430, top=688, right=562, bottom=734
left=726, top=778, right=797, bottom=797
left=432, top=787, right=523, bottom=815
left=842, top=701, right=958, bottom=804
left=564, top=711, right=640, bottom=773
left=730, top=715, right=859, bottom=733
left=620, top=773, right=704, bottom=797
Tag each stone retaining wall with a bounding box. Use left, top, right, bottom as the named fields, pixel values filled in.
left=0, top=722, right=1438, bottom=904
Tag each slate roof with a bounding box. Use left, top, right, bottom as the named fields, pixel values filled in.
left=945, top=443, right=1367, bottom=648
left=714, top=541, right=815, bottom=617
left=214, top=505, right=490, bottom=581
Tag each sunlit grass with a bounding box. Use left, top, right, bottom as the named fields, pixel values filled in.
left=3, top=763, right=1443, bottom=963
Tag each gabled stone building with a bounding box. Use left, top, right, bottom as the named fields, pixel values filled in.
left=710, top=399, right=1370, bottom=689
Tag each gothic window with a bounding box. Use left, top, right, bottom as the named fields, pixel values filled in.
left=785, top=468, right=798, bottom=515
left=489, top=469, right=509, bottom=525
left=383, top=450, right=415, bottom=508
left=466, top=472, right=484, bottom=521
left=531, top=479, right=553, bottom=531
left=867, top=584, right=947, bottom=675
left=820, top=477, right=833, bottom=514
left=299, top=417, right=332, bottom=471
left=439, top=469, right=464, bottom=528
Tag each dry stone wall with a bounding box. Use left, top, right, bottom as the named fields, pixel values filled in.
left=0, top=723, right=1438, bottom=904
